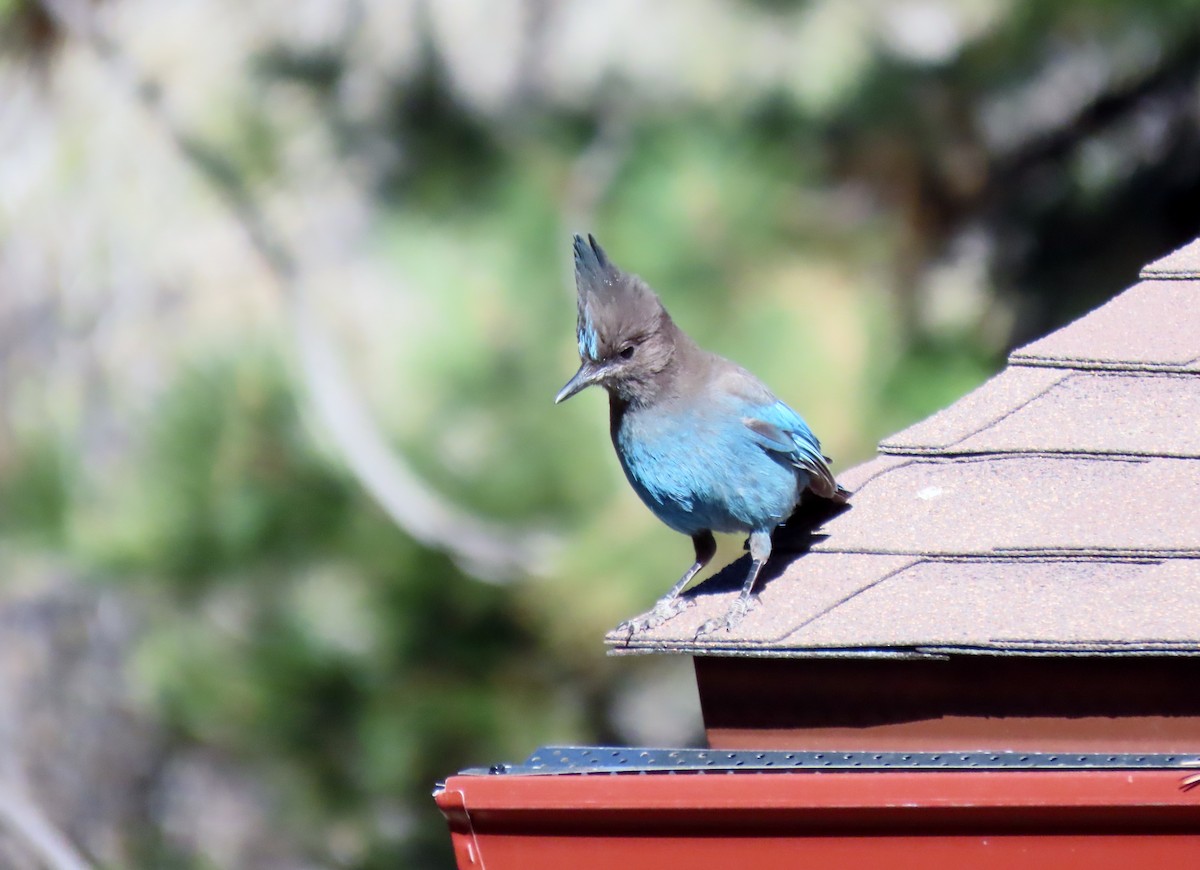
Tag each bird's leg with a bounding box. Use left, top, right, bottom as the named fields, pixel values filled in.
left=661, top=531, right=718, bottom=604
left=617, top=531, right=716, bottom=636
left=696, top=529, right=770, bottom=636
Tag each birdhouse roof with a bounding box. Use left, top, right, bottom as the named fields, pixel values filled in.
left=608, top=239, right=1200, bottom=659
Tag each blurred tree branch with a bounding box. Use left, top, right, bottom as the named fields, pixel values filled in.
left=986, top=32, right=1200, bottom=202
left=837, top=25, right=1200, bottom=347
left=0, top=784, right=91, bottom=870
left=37, top=0, right=555, bottom=582
left=558, top=108, right=633, bottom=296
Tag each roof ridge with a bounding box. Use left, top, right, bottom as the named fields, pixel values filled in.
left=878, top=446, right=1200, bottom=460
left=1140, top=270, right=1200, bottom=280
left=916, top=644, right=1200, bottom=657
left=864, top=451, right=1156, bottom=465
left=813, top=546, right=1200, bottom=559
left=1008, top=357, right=1200, bottom=374
left=982, top=640, right=1200, bottom=649
left=910, top=554, right=1165, bottom=565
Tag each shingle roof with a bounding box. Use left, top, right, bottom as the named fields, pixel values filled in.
left=608, top=238, right=1200, bottom=658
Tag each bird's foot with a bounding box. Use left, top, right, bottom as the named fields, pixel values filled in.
left=616, top=596, right=695, bottom=638
left=694, top=595, right=760, bottom=638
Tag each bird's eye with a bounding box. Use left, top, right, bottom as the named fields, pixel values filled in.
left=619, top=346, right=635, bottom=360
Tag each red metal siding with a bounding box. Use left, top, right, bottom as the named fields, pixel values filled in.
left=437, top=769, right=1200, bottom=870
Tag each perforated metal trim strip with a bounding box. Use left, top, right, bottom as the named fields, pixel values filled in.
left=462, top=746, right=1200, bottom=776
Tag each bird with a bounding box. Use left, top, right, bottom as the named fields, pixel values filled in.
left=555, top=234, right=848, bottom=635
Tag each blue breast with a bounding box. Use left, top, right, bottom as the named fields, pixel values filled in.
left=613, top=400, right=805, bottom=536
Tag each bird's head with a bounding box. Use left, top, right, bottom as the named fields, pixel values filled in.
left=555, top=234, right=678, bottom=406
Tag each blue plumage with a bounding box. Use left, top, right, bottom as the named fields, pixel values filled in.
left=615, top=397, right=805, bottom=536
left=556, top=235, right=847, bottom=634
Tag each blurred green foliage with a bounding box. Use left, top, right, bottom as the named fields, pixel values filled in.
left=5, top=0, right=1200, bottom=867
left=66, top=357, right=589, bottom=866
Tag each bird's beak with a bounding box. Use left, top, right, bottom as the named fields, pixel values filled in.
left=555, top=360, right=604, bottom=404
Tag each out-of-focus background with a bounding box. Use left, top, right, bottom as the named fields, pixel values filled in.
left=2, top=0, right=1200, bottom=867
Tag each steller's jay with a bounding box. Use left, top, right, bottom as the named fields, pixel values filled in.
left=556, top=234, right=848, bottom=635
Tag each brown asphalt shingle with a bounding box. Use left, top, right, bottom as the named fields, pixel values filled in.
left=819, top=456, right=1200, bottom=557
left=608, top=240, right=1200, bottom=658
left=882, top=370, right=1200, bottom=457
left=1010, top=281, right=1200, bottom=372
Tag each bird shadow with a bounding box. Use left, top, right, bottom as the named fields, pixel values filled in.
left=682, top=496, right=853, bottom=600
left=772, top=494, right=852, bottom=553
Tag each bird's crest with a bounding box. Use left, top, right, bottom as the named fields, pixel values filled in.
left=573, top=234, right=665, bottom=361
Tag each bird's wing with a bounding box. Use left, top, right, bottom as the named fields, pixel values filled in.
left=742, top=400, right=842, bottom=500
left=709, top=361, right=846, bottom=501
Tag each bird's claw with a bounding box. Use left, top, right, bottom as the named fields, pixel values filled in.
left=615, top=596, right=695, bottom=638
left=694, top=595, right=760, bottom=638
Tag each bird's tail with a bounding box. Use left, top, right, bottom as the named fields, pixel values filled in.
left=817, top=452, right=851, bottom=503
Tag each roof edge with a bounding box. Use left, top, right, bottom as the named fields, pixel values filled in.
left=1008, top=356, right=1200, bottom=373
left=606, top=642, right=1200, bottom=659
